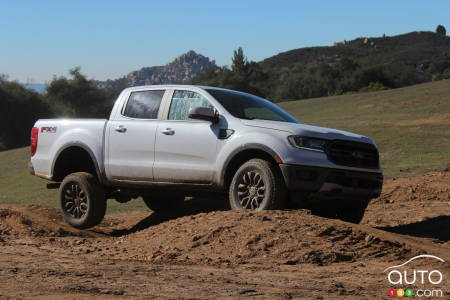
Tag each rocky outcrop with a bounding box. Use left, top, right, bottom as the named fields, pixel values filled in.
left=96, top=50, right=219, bottom=89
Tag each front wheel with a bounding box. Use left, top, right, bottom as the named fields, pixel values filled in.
left=229, top=159, right=286, bottom=210
left=59, top=172, right=106, bottom=229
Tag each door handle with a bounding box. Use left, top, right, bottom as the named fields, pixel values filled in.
left=161, top=128, right=175, bottom=135
left=115, top=125, right=127, bottom=133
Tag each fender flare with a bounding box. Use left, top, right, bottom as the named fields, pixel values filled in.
left=218, top=143, right=280, bottom=188
left=51, top=142, right=106, bottom=183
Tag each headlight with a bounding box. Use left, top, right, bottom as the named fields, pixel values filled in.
left=287, top=135, right=328, bottom=152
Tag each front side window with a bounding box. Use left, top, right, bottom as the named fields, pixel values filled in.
left=168, top=90, right=213, bottom=120
left=123, top=90, right=165, bottom=119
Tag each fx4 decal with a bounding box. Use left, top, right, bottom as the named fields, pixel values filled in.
left=41, top=127, right=57, bottom=133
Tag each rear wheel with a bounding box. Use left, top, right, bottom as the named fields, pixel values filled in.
left=59, top=172, right=106, bottom=229
left=142, top=195, right=185, bottom=211
left=229, top=159, right=286, bottom=210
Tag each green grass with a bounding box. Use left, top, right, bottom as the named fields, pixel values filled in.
left=280, top=79, right=450, bottom=178
left=1, top=79, right=449, bottom=209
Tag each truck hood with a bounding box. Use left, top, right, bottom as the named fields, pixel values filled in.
left=241, top=119, right=374, bottom=144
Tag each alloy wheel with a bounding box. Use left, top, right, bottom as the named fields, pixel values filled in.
left=237, top=171, right=266, bottom=209
left=62, top=182, right=88, bottom=219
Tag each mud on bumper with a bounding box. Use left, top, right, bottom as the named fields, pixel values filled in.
left=279, top=164, right=383, bottom=199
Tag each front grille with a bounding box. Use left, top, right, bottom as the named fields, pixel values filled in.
left=326, top=140, right=379, bottom=169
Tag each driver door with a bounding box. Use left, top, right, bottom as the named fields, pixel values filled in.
left=153, top=89, right=220, bottom=183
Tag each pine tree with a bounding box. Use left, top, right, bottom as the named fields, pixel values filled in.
left=231, top=47, right=249, bottom=75
left=436, top=25, right=446, bottom=36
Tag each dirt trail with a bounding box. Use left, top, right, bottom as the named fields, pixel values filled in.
left=0, top=172, right=449, bottom=299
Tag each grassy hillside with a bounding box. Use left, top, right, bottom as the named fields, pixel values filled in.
left=262, top=31, right=450, bottom=70
left=0, top=79, right=449, bottom=209
left=192, top=31, right=450, bottom=101
left=0, top=147, right=147, bottom=212
left=280, top=79, right=450, bottom=177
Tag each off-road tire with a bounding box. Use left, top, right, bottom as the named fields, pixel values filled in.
left=229, top=159, right=286, bottom=210
left=143, top=195, right=185, bottom=211
left=59, top=172, right=106, bottom=229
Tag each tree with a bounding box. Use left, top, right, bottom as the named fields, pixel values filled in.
left=0, top=80, right=52, bottom=149
left=436, top=25, right=446, bottom=36
left=0, top=74, right=8, bottom=83
left=46, top=67, right=113, bottom=117
left=231, top=47, right=249, bottom=75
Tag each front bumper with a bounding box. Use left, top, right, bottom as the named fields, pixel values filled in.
left=279, top=164, right=383, bottom=199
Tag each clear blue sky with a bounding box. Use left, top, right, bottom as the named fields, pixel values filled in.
left=1, top=0, right=449, bottom=83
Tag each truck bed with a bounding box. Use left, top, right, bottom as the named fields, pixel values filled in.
left=31, top=119, right=107, bottom=179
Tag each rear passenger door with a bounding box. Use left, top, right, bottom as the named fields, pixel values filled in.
left=106, top=89, right=167, bottom=182
left=153, top=89, right=220, bottom=183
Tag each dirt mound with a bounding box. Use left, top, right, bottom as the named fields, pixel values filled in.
left=363, top=172, right=450, bottom=227
left=0, top=205, right=95, bottom=238
left=103, top=210, right=418, bottom=266
left=2, top=172, right=448, bottom=268
left=374, top=171, right=450, bottom=204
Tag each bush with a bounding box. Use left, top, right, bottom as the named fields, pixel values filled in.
left=359, top=82, right=389, bottom=92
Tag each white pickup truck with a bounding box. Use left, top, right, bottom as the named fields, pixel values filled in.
left=29, top=85, right=383, bottom=228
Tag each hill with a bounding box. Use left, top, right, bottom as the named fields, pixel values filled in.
left=262, top=31, right=450, bottom=70
left=95, top=50, right=219, bottom=89
left=192, top=31, right=450, bottom=101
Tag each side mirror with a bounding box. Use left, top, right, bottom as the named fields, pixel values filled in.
left=188, top=106, right=219, bottom=123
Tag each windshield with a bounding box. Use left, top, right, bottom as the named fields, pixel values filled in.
left=206, top=89, right=299, bottom=123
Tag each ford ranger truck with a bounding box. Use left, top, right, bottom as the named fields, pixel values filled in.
left=29, top=85, right=383, bottom=228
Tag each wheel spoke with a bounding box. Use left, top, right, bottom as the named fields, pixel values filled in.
left=247, top=172, right=253, bottom=185
left=237, top=184, right=248, bottom=190
left=65, top=194, right=74, bottom=201
left=254, top=174, right=262, bottom=186
left=257, top=186, right=265, bottom=195
left=238, top=191, right=249, bottom=197
left=242, top=175, right=247, bottom=184
left=251, top=197, right=260, bottom=209
left=65, top=203, right=75, bottom=216
left=78, top=191, right=86, bottom=200
left=80, top=203, right=87, bottom=214
left=240, top=196, right=251, bottom=208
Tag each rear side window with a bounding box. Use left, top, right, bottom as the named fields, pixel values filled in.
left=123, top=90, right=165, bottom=119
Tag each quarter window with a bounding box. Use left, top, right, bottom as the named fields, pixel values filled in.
left=123, top=90, right=165, bottom=119
left=168, top=90, right=213, bottom=120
